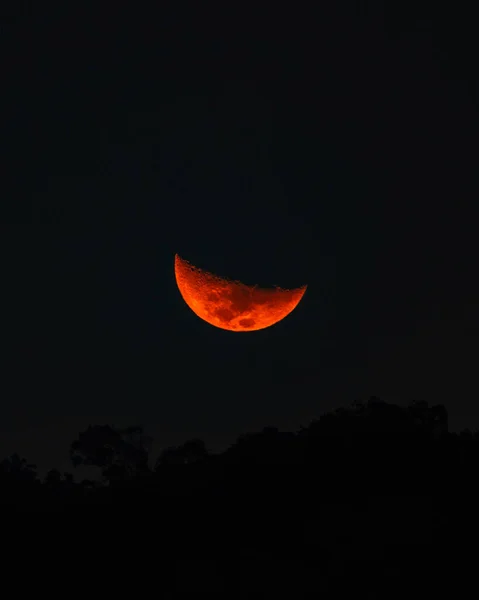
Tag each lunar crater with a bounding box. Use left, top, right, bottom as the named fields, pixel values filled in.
left=174, top=254, right=306, bottom=332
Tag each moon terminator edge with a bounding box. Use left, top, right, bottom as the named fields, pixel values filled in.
left=174, top=254, right=307, bottom=332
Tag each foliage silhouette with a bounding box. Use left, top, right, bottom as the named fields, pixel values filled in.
left=0, top=453, right=38, bottom=482
left=156, top=438, right=209, bottom=467
left=70, top=424, right=151, bottom=483
left=0, top=395, right=476, bottom=593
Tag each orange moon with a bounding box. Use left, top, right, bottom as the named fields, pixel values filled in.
left=174, top=254, right=307, bottom=332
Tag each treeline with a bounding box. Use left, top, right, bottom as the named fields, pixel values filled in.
left=1, top=396, right=476, bottom=508
left=2, top=396, right=476, bottom=593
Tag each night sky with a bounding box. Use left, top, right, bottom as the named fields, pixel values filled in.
left=2, top=5, right=478, bottom=475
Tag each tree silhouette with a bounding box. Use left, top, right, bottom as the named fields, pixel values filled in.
left=0, top=453, right=39, bottom=506
left=156, top=438, right=209, bottom=467
left=0, top=453, right=38, bottom=483
left=70, top=424, right=152, bottom=482
left=44, top=468, right=63, bottom=486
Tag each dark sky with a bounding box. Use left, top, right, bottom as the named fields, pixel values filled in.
left=2, top=5, right=478, bottom=475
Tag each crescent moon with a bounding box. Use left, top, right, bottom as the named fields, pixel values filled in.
left=174, top=254, right=307, bottom=332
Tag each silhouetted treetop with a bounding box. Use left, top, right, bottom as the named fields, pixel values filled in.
left=0, top=453, right=38, bottom=483
left=70, top=424, right=151, bottom=482
left=156, top=438, right=209, bottom=467
left=2, top=395, right=475, bottom=516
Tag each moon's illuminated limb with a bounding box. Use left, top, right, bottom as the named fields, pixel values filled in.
left=174, top=254, right=307, bottom=332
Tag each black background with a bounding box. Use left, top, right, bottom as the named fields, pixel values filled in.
left=2, top=4, right=478, bottom=475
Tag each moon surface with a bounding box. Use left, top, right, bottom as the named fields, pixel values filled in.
left=174, top=254, right=307, bottom=332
